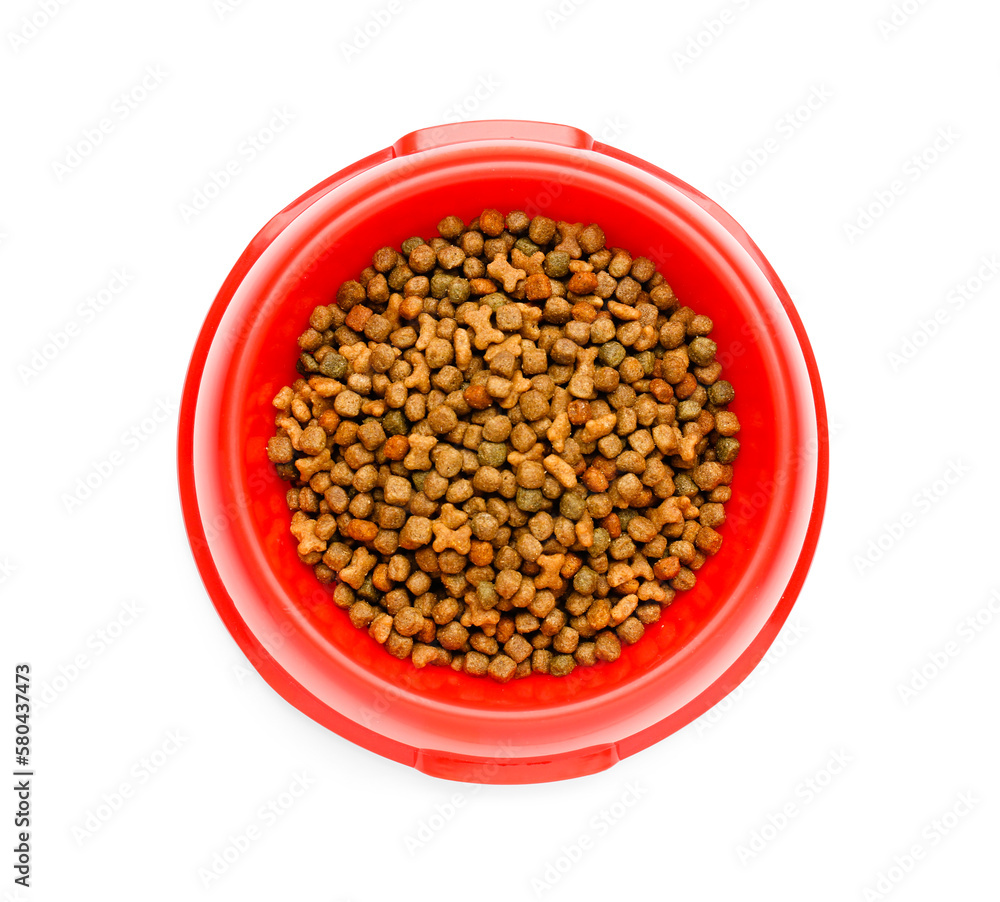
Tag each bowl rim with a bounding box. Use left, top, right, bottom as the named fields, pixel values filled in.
left=178, top=119, right=829, bottom=783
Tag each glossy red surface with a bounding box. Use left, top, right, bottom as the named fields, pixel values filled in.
left=178, top=120, right=828, bottom=783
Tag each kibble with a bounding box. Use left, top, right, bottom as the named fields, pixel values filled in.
left=267, top=209, right=741, bottom=681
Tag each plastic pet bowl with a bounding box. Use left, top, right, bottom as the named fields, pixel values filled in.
left=178, top=119, right=828, bottom=784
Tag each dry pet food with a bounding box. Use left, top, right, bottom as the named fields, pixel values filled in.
left=266, top=210, right=741, bottom=682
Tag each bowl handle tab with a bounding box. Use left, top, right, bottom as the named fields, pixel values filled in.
left=392, top=119, right=595, bottom=157
left=413, top=742, right=619, bottom=783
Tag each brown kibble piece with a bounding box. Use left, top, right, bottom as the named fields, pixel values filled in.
left=382, top=434, right=409, bottom=460
left=567, top=271, right=599, bottom=295
left=616, top=617, right=644, bottom=645
left=464, top=384, right=492, bottom=409
left=595, top=630, right=621, bottom=662
left=488, top=654, right=517, bottom=683
left=695, top=526, right=724, bottom=555
left=267, top=434, right=294, bottom=463
left=550, top=654, right=576, bottom=677
left=524, top=273, right=553, bottom=301
left=399, top=516, right=433, bottom=550
left=393, top=607, right=424, bottom=637
left=504, top=634, right=533, bottom=664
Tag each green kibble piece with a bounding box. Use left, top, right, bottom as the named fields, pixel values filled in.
left=618, top=509, right=637, bottom=531
left=674, top=474, right=699, bottom=496
left=560, top=493, right=587, bottom=521
left=431, top=273, right=454, bottom=298
left=544, top=251, right=571, bottom=278
left=448, top=278, right=471, bottom=304
left=478, top=441, right=508, bottom=467
left=483, top=292, right=507, bottom=311
left=677, top=399, right=702, bottom=421
left=716, top=437, right=741, bottom=464
left=515, top=237, right=540, bottom=256
left=636, top=350, right=655, bottom=376
left=411, top=470, right=427, bottom=492
left=516, top=488, right=545, bottom=513
left=478, top=582, right=499, bottom=609
left=590, top=527, right=611, bottom=555
left=574, top=567, right=598, bottom=595
left=320, top=352, right=347, bottom=379
left=598, top=341, right=626, bottom=367
left=401, top=237, right=424, bottom=256
left=383, top=410, right=406, bottom=435
left=688, top=336, right=717, bottom=366
left=708, top=380, right=735, bottom=405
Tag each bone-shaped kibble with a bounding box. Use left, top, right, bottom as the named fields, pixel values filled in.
left=415, top=313, right=437, bottom=352
left=678, top=433, right=699, bottom=464
left=465, top=304, right=505, bottom=350
left=483, top=333, right=523, bottom=364
left=547, top=387, right=567, bottom=417
left=436, top=502, right=468, bottom=530
left=515, top=303, right=543, bottom=326
left=272, top=386, right=294, bottom=412
left=295, top=447, right=330, bottom=480
left=511, top=247, right=545, bottom=275
left=582, top=413, right=618, bottom=443
left=432, top=521, right=472, bottom=555
left=453, top=327, right=472, bottom=370
left=543, top=454, right=577, bottom=489
left=606, top=561, right=634, bottom=588
left=652, top=424, right=679, bottom=455
left=575, top=346, right=599, bottom=376
left=630, top=555, right=654, bottom=580
left=575, top=513, right=594, bottom=548
left=275, top=415, right=303, bottom=450
left=535, top=553, right=566, bottom=591
left=486, top=253, right=526, bottom=293
left=341, top=343, right=372, bottom=375
left=498, top=372, right=533, bottom=410
left=290, top=511, right=326, bottom=556
left=649, top=497, right=683, bottom=529
left=636, top=325, right=657, bottom=351
left=610, top=594, right=638, bottom=626
left=464, top=607, right=501, bottom=628
left=554, top=222, right=584, bottom=259
left=638, top=580, right=669, bottom=603
left=339, top=545, right=377, bottom=589
left=308, top=376, right=343, bottom=398
left=403, top=434, right=437, bottom=470
left=481, top=344, right=511, bottom=370
left=485, top=375, right=512, bottom=399
left=546, top=412, right=571, bottom=454
left=384, top=293, right=402, bottom=327
left=607, top=301, right=641, bottom=320
left=403, top=352, right=431, bottom=392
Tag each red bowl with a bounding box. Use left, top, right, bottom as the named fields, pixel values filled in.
left=178, top=120, right=828, bottom=783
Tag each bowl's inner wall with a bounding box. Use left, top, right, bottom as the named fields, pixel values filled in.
left=192, top=143, right=815, bottom=761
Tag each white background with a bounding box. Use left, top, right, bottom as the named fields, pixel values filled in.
left=2, top=0, right=998, bottom=899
